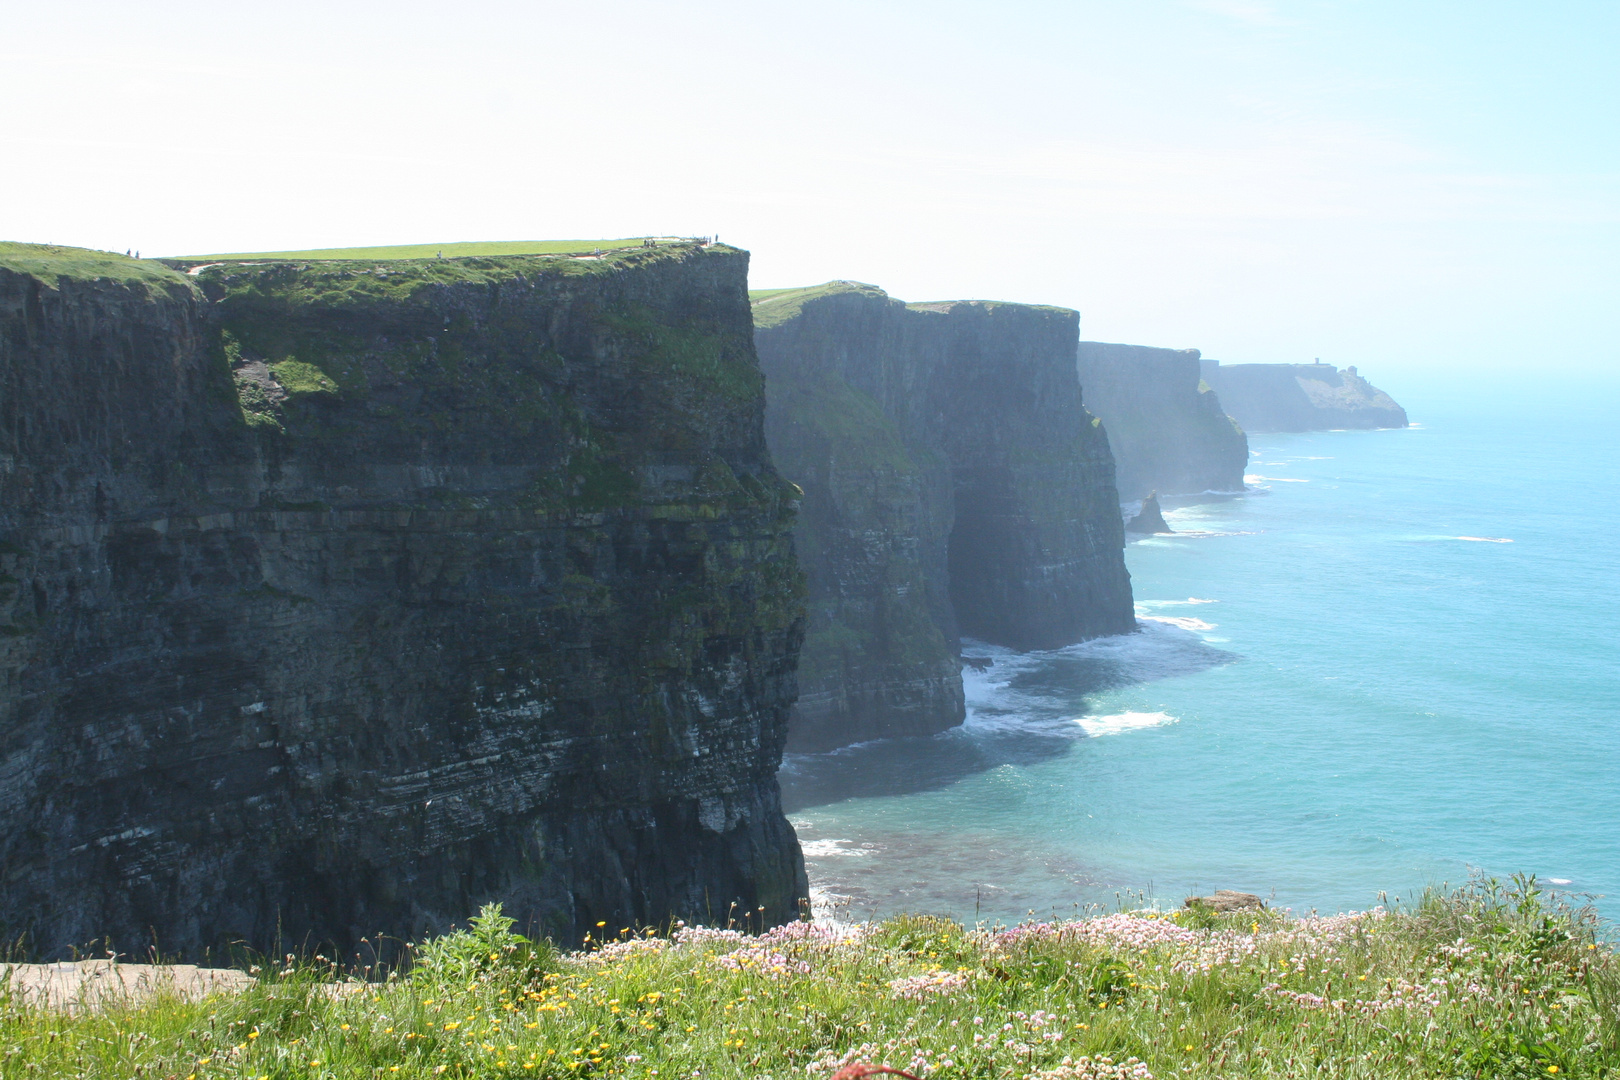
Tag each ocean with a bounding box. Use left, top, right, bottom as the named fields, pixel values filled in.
left=779, top=376, right=1620, bottom=924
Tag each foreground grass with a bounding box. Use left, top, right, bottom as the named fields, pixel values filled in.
left=3, top=877, right=1616, bottom=1079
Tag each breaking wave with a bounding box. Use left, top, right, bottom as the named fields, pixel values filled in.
left=1075, top=710, right=1179, bottom=737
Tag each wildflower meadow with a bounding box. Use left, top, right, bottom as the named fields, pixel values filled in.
left=1, top=875, right=1615, bottom=1078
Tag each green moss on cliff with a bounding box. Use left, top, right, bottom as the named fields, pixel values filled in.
left=603, top=304, right=764, bottom=407
left=269, top=359, right=340, bottom=398
left=772, top=368, right=918, bottom=476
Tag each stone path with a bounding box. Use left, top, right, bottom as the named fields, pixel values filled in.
left=0, top=960, right=255, bottom=1011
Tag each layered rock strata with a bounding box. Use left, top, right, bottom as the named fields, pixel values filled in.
left=1076, top=342, right=1248, bottom=499
left=0, top=241, right=807, bottom=959
left=1199, top=360, right=1408, bottom=432
left=755, top=283, right=1134, bottom=752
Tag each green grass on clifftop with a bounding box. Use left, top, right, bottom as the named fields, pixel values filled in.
left=173, top=239, right=680, bottom=261
left=0, top=243, right=193, bottom=291
left=750, top=281, right=890, bottom=330
left=4, top=876, right=1616, bottom=1079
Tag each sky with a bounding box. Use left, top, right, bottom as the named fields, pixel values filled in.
left=4, top=0, right=1616, bottom=379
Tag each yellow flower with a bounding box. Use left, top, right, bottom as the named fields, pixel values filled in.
left=444, top=1022, right=460, bottom=1030
left=1548, top=1068, right=1559, bottom=1075
left=340, top=1024, right=350, bottom=1031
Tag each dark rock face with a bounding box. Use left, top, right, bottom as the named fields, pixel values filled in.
left=0, top=243, right=807, bottom=960
left=1200, top=360, right=1408, bottom=432
left=1125, top=493, right=1171, bottom=534
left=1077, top=342, right=1248, bottom=500
left=755, top=284, right=1134, bottom=751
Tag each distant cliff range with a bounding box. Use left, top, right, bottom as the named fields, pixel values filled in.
left=1200, top=360, right=1408, bottom=433
left=1077, top=342, right=1247, bottom=501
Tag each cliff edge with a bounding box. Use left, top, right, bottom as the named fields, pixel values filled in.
left=1077, top=341, right=1247, bottom=500
left=0, top=241, right=807, bottom=959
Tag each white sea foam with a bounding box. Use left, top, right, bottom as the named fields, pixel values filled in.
left=1548, top=878, right=1573, bottom=886
left=958, top=621, right=1232, bottom=739
left=1457, top=535, right=1513, bottom=543
left=1140, top=615, right=1216, bottom=632
left=1246, top=474, right=1309, bottom=483
left=800, top=839, right=872, bottom=858
left=1076, top=711, right=1179, bottom=737
left=1136, top=597, right=1219, bottom=609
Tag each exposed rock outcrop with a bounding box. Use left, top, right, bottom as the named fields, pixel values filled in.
left=1076, top=342, right=1247, bottom=499
left=0, top=241, right=807, bottom=960
left=1199, top=360, right=1407, bottom=432
left=755, top=282, right=1134, bottom=752
left=1185, top=890, right=1265, bottom=912
left=1125, top=493, right=1171, bottom=534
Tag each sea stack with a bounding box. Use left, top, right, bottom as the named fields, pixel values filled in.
left=1126, top=492, right=1172, bottom=534
left=0, top=241, right=807, bottom=959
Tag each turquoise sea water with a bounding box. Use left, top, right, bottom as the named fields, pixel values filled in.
left=779, top=377, right=1620, bottom=923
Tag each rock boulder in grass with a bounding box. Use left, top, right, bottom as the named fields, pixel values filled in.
left=1185, top=890, right=1266, bottom=912
left=1125, top=492, right=1172, bottom=534
left=0, top=240, right=807, bottom=960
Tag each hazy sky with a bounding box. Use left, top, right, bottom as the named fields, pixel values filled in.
left=5, top=1, right=1615, bottom=375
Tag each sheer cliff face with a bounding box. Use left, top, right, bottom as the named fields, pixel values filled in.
left=1076, top=342, right=1248, bottom=501
left=1200, top=360, right=1408, bottom=433
left=756, top=287, right=962, bottom=753
left=918, top=302, right=1133, bottom=650
left=0, top=243, right=807, bottom=959
left=755, top=284, right=1133, bottom=750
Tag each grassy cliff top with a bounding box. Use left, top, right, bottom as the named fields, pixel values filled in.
left=750, top=281, right=1075, bottom=331
left=169, top=238, right=692, bottom=261
left=2, top=879, right=1613, bottom=1079
left=749, top=280, right=890, bottom=330
left=0, top=242, right=195, bottom=291
left=190, top=242, right=736, bottom=304
left=908, top=298, right=1076, bottom=317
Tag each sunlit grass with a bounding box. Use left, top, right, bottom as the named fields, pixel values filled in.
left=168, top=239, right=685, bottom=261
left=3, top=876, right=1614, bottom=1079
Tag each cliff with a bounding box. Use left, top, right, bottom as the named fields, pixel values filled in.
left=1076, top=342, right=1247, bottom=499
left=1199, top=360, right=1408, bottom=432
left=755, top=283, right=1134, bottom=752
left=0, top=241, right=807, bottom=959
